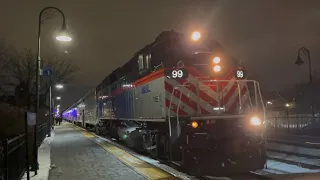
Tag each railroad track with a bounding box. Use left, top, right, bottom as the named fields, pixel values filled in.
left=266, top=138, right=320, bottom=170
left=200, top=172, right=275, bottom=180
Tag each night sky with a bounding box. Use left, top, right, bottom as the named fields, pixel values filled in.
left=1, top=0, right=319, bottom=110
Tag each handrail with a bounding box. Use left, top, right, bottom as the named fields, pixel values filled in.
left=0, top=122, right=48, bottom=180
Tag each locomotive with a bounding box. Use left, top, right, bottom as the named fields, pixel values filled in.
left=63, top=30, right=267, bottom=176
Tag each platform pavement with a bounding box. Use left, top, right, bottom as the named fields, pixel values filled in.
left=23, top=122, right=147, bottom=180
left=21, top=122, right=320, bottom=180
left=49, top=122, right=147, bottom=180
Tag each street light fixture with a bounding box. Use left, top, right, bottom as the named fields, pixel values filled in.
left=266, top=101, right=272, bottom=108
left=55, top=84, right=64, bottom=89
left=56, top=23, right=72, bottom=42
left=34, top=6, right=71, bottom=173
left=56, top=97, right=61, bottom=100
left=295, top=47, right=312, bottom=83
left=295, top=47, right=314, bottom=117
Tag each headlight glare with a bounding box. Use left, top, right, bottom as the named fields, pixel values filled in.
left=250, top=116, right=262, bottom=126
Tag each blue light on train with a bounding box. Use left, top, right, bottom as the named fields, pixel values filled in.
left=71, top=108, right=77, bottom=118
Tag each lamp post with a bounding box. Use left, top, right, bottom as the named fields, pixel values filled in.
left=285, top=103, right=290, bottom=132
left=295, top=47, right=314, bottom=117
left=48, top=77, right=52, bottom=137
left=295, top=47, right=312, bottom=83
left=34, top=6, right=71, bottom=173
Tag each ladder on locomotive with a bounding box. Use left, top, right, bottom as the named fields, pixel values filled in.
left=168, top=79, right=266, bottom=137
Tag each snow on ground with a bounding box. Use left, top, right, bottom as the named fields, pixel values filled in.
left=22, top=131, right=55, bottom=180
left=264, top=160, right=320, bottom=174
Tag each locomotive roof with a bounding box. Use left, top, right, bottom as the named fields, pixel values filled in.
left=154, top=30, right=184, bottom=42
left=96, top=30, right=183, bottom=91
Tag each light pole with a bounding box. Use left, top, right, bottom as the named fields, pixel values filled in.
left=295, top=47, right=314, bottom=117
left=285, top=103, right=290, bottom=132
left=34, top=6, right=71, bottom=173
left=48, top=77, right=52, bottom=137
left=295, top=47, right=312, bottom=83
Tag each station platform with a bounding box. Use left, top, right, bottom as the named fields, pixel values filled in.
left=22, top=121, right=320, bottom=180
left=23, top=122, right=176, bottom=180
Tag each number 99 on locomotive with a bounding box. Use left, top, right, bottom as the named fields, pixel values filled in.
left=165, top=69, right=189, bottom=79
left=234, top=66, right=247, bottom=79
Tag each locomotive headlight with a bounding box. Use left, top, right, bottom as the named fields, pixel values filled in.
left=213, top=65, right=221, bottom=72
left=213, top=57, right=220, bottom=64
left=191, top=31, right=201, bottom=41
left=250, top=116, right=262, bottom=126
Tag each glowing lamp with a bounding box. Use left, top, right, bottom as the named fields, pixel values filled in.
left=213, top=57, right=220, bottom=64
left=250, top=116, right=262, bottom=126
left=191, top=121, right=199, bottom=128
left=191, top=31, right=201, bottom=41
left=55, top=84, right=64, bottom=89
left=56, top=35, right=72, bottom=42
left=213, top=65, right=221, bottom=72
left=56, top=23, right=72, bottom=42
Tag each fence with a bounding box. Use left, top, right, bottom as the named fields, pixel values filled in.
left=265, top=116, right=320, bottom=136
left=0, top=123, right=48, bottom=180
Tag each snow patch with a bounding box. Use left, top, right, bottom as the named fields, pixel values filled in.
left=264, top=160, right=320, bottom=174
left=22, top=131, right=55, bottom=180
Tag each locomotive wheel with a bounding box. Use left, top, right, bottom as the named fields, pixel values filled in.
left=95, top=127, right=100, bottom=135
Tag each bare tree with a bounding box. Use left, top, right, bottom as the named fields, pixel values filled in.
left=0, top=40, right=12, bottom=95
left=1, top=46, right=78, bottom=108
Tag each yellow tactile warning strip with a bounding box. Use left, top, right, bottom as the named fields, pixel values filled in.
left=76, top=126, right=177, bottom=180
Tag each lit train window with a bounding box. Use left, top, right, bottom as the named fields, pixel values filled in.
left=165, top=68, right=189, bottom=79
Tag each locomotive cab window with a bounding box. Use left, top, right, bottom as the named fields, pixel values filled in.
left=138, top=53, right=151, bottom=74
left=138, top=54, right=144, bottom=71
left=144, top=54, right=151, bottom=70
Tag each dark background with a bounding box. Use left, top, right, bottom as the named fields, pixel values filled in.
left=1, top=0, right=319, bottom=110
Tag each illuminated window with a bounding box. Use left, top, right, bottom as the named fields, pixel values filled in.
left=144, top=54, right=151, bottom=69
left=138, top=54, right=144, bottom=71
